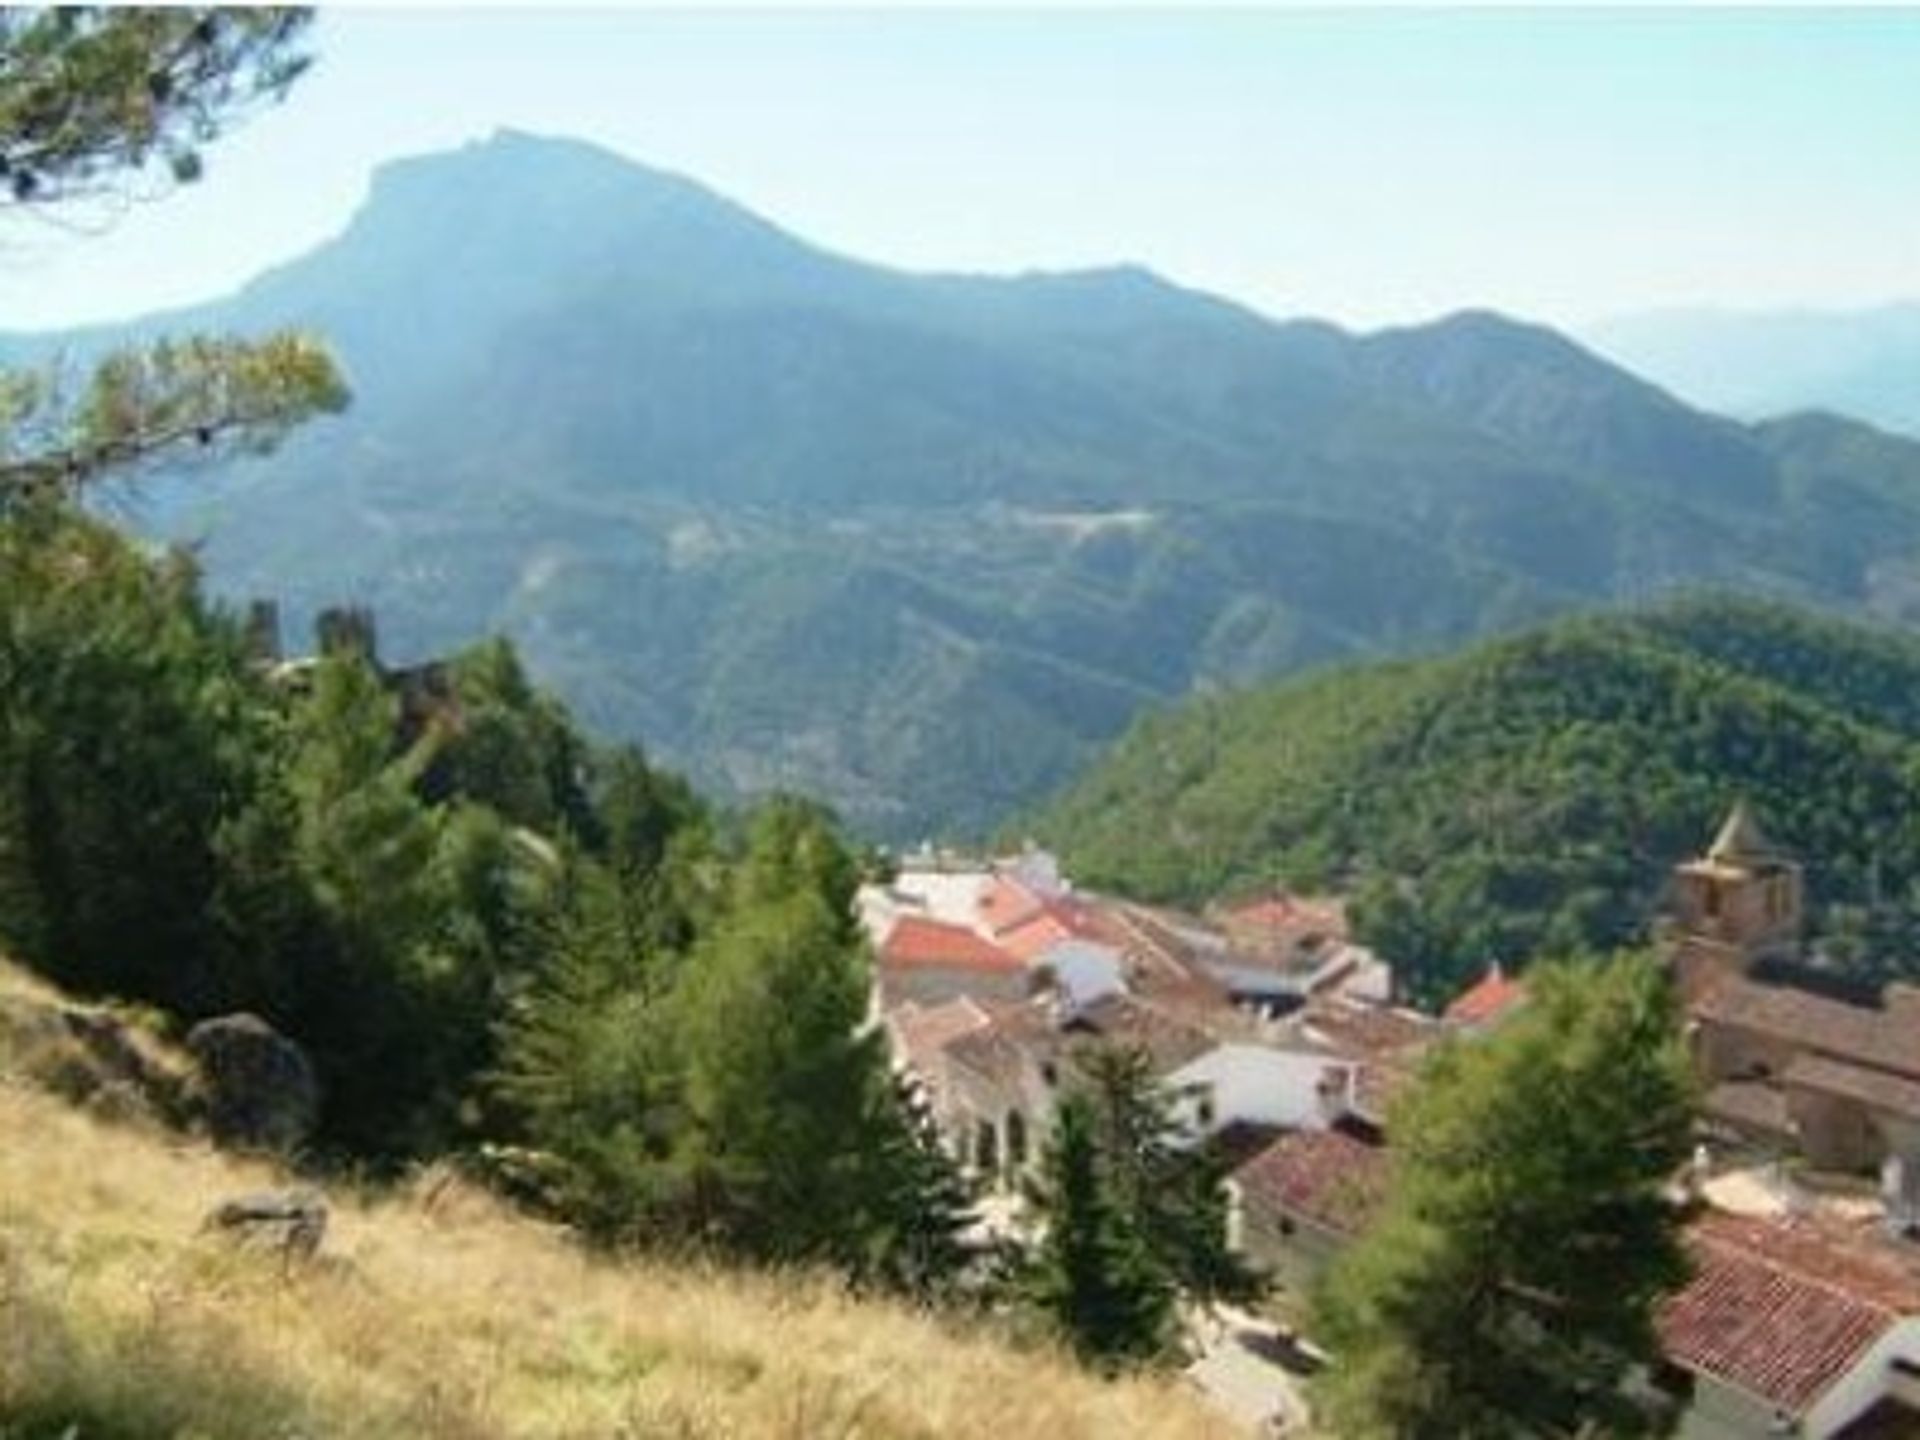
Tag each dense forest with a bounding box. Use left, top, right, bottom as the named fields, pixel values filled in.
left=0, top=503, right=977, bottom=1286
left=1030, top=596, right=1920, bottom=1002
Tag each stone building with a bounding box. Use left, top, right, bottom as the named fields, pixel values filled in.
left=1669, top=807, right=1920, bottom=1223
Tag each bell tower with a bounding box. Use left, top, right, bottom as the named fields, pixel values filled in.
left=1667, top=801, right=1804, bottom=994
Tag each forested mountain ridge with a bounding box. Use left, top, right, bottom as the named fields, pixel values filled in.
left=13, top=131, right=1920, bottom=838
left=1026, top=597, right=1920, bottom=1002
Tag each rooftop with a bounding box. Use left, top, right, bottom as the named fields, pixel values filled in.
left=1693, top=975, right=1920, bottom=1082
left=879, top=916, right=1025, bottom=974
left=1443, top=963, right=1528, bottom=1027
left=887, top=997, right=995, bottom=1076
left=1707, top=800, right=1787, bottom=869
left=1787, top=1054, right=1920, bottom=1123
left=1232, top=1127, right=1391, bottom=1239
left=1659, top=1210, right=1920, bottom=1416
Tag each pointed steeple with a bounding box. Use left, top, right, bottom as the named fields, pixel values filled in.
left=1707, top=800, right=1778, bottom=867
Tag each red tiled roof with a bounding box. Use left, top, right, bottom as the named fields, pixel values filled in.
left=1233, top=1127, right=1390, bottom=1238
left=997, top=896, right=1117, bottom=962
left=1659, top=1212, right=1920, bottom=1415
left=978, top=875, right=1044, bottom=933
left=879, top=916, right=1024, bottom=974
left=1444, top=964, right=1529, bottom=1027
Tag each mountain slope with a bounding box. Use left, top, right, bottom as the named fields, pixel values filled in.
left=0, top=963, right=1228, bottom=1440
left=1027, top=598, right=1920, bottom=1001
left=15, top=132, right=1920, bottom=837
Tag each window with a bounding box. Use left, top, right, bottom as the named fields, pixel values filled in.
left=973, top=1119, right=999, bottom=1175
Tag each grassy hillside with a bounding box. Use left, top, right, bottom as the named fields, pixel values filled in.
left=1029, top=597, right=1920, bottom=1001
left=0, top=979, right=1228, bottom=1440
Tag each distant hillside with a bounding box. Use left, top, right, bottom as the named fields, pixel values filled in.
left=1588, top=303, right=1920, bottom=438
left=1028, top=598, right=1920, bottom=1001
left=0, top=962, right=1227, bottom=1440
left=16, top=133, right=1920, bottom=837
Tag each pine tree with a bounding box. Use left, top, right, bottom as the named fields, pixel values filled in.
left=1311, top=952, right=1694, bottom=1439
left=849, top=1073, right=977, bottom=1303
left=0, top=510, right=269, bottom=1010
left=1075, top=1044, right=1263, bottom=1309
left=1021, top=1092, right=1177, bottom=1370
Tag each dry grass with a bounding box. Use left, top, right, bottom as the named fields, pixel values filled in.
left=0, top=1079, right=1235, bottom=1439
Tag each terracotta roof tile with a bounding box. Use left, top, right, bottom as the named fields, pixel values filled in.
left=1444, top=964, right=1529, bottom=1026
left=1233, top=1128, right=1391, bottom=1238
left=1659, top=1212, right=1920, bottom=1415
left=996, top=896, right=1119, bottom=961
left=977, top=875, right=1044, bottom=933
left=879, top=916, right=1024, bottom=974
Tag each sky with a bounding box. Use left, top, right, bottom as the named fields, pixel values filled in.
left=1, top=7, right=1916, bottom=334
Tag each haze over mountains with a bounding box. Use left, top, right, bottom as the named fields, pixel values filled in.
left=13, top=130, right=1920, bottom=839
left=1589, top=305, right=1920, bottom=439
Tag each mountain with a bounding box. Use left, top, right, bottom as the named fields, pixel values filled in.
left=1026, top=597, right=1920, bottom=1002
left=15, top=131, right=1920, bottom=838
left=1586, top=304, right=1920, bottom=438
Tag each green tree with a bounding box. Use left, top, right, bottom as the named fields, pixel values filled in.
left=280, top=649, right=455, bottom=1149
left=847, top=1073, right=976, bottom=1303
left=0, top=508, right=274, bottom=1011
left=1020, top=1091, right=1177, bottom=1370
left=1311, top=953, right=1694, bottom=1439
left=1, top=8, right=311, bottom=207
left=1075, top=1044, right=1261, bottom=1310
left=590, top=743, right=713, bottom=957
left=1, top=9, right=347, bottom=504
left=668, top=869, right=883, bottom=1261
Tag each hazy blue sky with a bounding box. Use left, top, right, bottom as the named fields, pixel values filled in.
left=2, top=8, right=1915, bottom=333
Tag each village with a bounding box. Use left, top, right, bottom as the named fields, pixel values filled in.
left=859, top=807, right=1920, bottom=1439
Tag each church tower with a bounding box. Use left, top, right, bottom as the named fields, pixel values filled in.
left=1666, top=801, right=1804, bottom=995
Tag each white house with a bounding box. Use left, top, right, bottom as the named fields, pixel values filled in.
left=1164, top=1041, right=1357, bottom=1140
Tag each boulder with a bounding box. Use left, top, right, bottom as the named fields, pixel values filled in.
left=186, top=1013, right=318, bottom=1152
left=204, top=1187, right=328, bottom=1264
